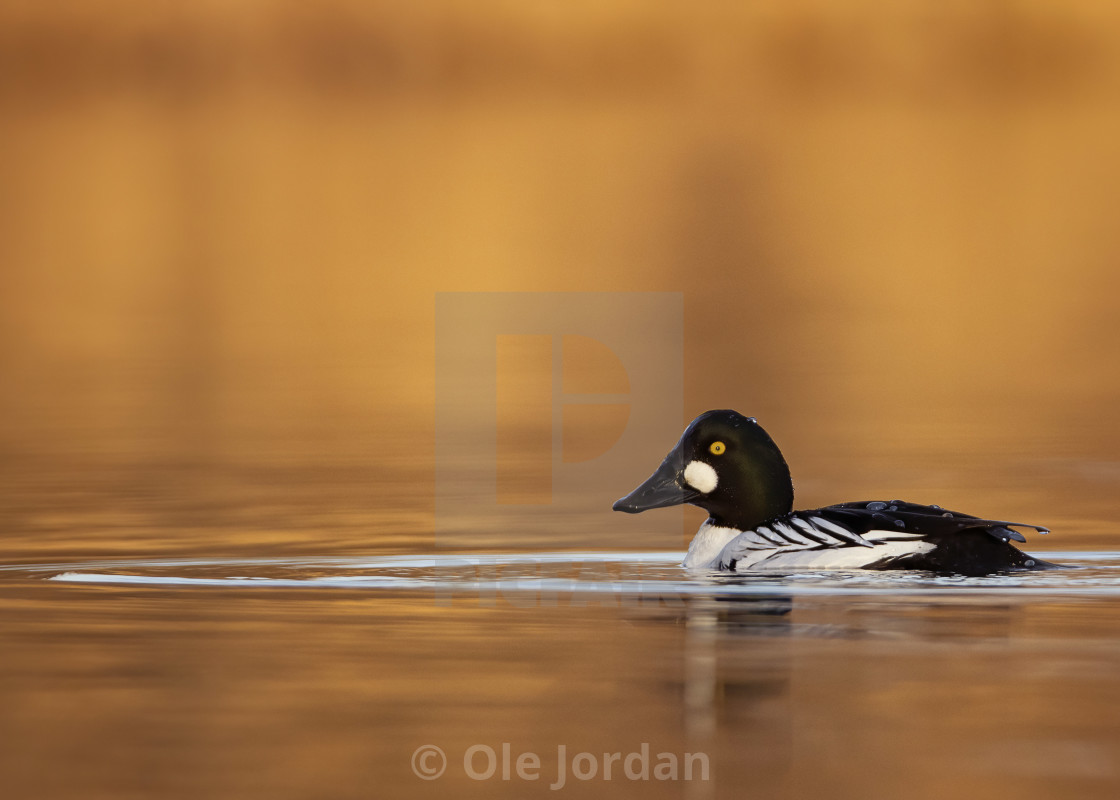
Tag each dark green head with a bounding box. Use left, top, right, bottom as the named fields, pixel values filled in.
left=612, top=410, right=794, bottom=530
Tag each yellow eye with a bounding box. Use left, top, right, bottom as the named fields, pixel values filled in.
left=709, top=441, right=726, bottom=456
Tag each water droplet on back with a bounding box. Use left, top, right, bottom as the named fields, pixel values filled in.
left=867, top=501, right=887, bottom=511
left=893, top=519, right=905, bottom=528
left=942, top=512, right=953, bottom=518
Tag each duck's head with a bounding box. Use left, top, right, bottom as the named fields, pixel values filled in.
left=612, top=409, right=794, bottom=530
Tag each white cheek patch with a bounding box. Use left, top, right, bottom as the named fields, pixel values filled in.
left=683, top=460, right=718, bottom=494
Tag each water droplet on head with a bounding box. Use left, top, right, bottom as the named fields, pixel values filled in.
left=942, top=512, right=953, bottom=518
left=894, top=519, right=905, bottom=528
left=866, top=501, right=887, bottom=511
left=889, top=505, right=898, bottom=512
left=931, top=505, right=941, bottom=510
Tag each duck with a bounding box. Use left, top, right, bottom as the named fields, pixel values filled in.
left=612, top=409, right=1057, bottom=576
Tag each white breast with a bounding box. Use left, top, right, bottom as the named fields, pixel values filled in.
left=681, top=521, right=741, bottom=569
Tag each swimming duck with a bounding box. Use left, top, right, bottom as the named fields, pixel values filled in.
left=613, top=410, right=1055, bottom=576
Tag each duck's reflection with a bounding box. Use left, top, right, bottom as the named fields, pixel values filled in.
left=676, top=596, right=801, bottom=797
left=679, top=596, right=793, bottom=739
left=623, top=594, right=799, bottom=798
left=640, top=589, right=1036, bottom=799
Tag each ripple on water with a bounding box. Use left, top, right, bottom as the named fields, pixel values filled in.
left=1, top=551, right=1120, bottom=598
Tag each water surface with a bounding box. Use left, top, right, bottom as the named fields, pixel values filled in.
left=3, top=547, right=1120, bottom=800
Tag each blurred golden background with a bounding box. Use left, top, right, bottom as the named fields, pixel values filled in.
left=3, top=1, right=1120, bottom=559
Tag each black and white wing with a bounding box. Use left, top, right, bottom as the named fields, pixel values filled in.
left=815, top=500, right=1050, bottom=543
left=719, top=500, right=1052, bottom=575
